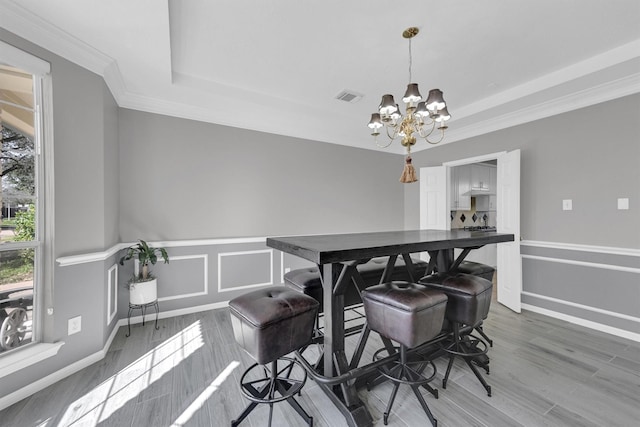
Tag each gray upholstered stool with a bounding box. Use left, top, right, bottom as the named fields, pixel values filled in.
left=454, top=261, right=496, bottom=346
left=229, top=286, right=319, bottom=427
left=419, top=273, right=493, bottom=396
left=361, top=281, right=448, bottom=426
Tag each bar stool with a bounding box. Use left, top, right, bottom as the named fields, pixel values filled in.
left=361, top=281, right=448, bottom=426
left=419, top=273, right=493, bottom=396
left=455, top=261, right=496, bottom=347
left=229, top=286, right=319, bottom=427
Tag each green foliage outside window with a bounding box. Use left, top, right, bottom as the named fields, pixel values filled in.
left=14, top=204, right=35, bottom=263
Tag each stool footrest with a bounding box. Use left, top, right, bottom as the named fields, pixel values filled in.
left=239, top=357, right=307, bottom=404
left=442, top=333, right=489, bottom=358
left=372, top=347, right=437, bottom=387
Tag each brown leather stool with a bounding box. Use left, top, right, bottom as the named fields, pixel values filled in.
left=283, top=257, right=429, bottom=312
left=454, top=261, right=496, bottom=346
left=229, top=286, right=319, bottom=427
left=361, top=281, right=447, bottom=426
left=420, top=273, right=493, bottom=396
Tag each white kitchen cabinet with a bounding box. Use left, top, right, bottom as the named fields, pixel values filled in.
left=471, top=164, right=491, bottom=191
left=450, top=165, right=471, bottom=210
left=476, top=194, right=497, bottom=211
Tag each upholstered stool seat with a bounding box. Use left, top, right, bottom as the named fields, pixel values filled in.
left=455, top=260, right=495, bottom=282
left=361, top=281, right=447, bottom=426
left=452, top=261, right=496, bottom=346
left=229, top=286, right=319, bottom=427
left=284, top=257, right=429, bottom=311
left=419, top=273, right=493, bottom=396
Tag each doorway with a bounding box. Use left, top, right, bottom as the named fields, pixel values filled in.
left=420, top=150, right=522, bottom=313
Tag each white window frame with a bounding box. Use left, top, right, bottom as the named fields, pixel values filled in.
left=0, top=41, right=61, bottom=377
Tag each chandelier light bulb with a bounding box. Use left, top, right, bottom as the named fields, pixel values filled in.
left=425, top=89, right=446, bottom=112
left=378, top=94, right=398, bottom=115
left=435, top=106, right=451, bottom=122
left=402, top=83, right=422, bottom=105
left=414, top=101, right=429, bottom=117
left=368, top=113, right=383, bottom=130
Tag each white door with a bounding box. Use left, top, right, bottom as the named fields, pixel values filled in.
left=420, top=166, right=450, bottom=231
left=496, top=149, right=522, bottom=313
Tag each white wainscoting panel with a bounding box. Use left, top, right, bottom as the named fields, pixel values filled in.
left=158, top=254, right=209, bottom=302
left=107, top=264, right=117, bottom=325
left=218, top=249, right=273, bottom=292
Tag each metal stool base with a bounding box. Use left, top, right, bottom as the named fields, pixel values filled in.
left=442, top=323, right=492, bottom=397
left=369, top=346, right=438, bottom=427
left=232, top=357, right=313, bottom=427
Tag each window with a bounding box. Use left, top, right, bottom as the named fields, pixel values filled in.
left=0, top=42, right=51, bottom=358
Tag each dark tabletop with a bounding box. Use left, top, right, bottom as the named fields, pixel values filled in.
left=267, top=229, right=515, bottom=265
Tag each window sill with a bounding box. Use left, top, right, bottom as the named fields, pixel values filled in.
left=0, top=342, right=65, bottom=379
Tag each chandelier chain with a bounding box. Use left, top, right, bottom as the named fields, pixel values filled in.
left=408, top=37, right=412, bottom=83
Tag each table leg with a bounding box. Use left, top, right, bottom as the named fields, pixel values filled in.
left=320, top=263, right=373, bottom=427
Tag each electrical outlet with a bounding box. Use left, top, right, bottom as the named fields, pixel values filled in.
left=68, top=316, right=82, bottom=335
left=284, top=267, right=291, bottom=274
left=562, top=199, right=572, bottom=211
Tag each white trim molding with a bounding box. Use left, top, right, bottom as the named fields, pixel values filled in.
left=157, top=254, right=209, bottom=302
left=521, top=254, right=640, bottom=274
left=107, top=264, right=118, bottom=325
left=522, top=291, right=640, bottom=324
left=56, top=237, right=267, bottom=267
left=521, top=240, right=640, bottom=257
left=522, top=303, right=640, bottom=343
left=0, top=341, right=64, bottom=379
left=218, top=249, right=274, bottom=293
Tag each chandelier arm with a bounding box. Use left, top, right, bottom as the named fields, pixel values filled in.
left=421, top=127, right=446, bottom=145
left=375, top=136, right=394, bottom=149
left=385, top=125, right=399, bottom=141
left=373, top=126, right=396, bottom=148
left=415, top=118, right=436, bottom=138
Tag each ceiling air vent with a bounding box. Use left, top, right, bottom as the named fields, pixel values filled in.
left=335, top=90, right=363, bottom=103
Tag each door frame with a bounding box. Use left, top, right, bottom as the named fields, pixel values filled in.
left=420, top=150, right=522, bottom=312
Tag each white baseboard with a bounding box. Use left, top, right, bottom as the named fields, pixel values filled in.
left=521, top=303, right=640, bottom=343
left=0, top=300, right=230, bottom=411
left=0, top=326, right=117, bottom=411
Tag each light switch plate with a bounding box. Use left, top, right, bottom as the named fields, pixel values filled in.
left=562, top=199, right=573, bottom=211
left=617, top=198, right=629, bottom=210
left=68, top=316, right=82, bottom=335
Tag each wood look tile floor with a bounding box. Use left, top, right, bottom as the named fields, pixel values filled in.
left=1, top=301, right=639, bottom=427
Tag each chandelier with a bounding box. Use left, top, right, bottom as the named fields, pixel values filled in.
left=367, top=27, right=451, bottom=183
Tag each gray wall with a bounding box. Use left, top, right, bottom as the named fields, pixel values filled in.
left=405, top=94, right=640, bottom=248
left=405, top=94, right=640, bottom=335
left=118, top=109, right=405, bottom=241
left=0, top=28, right=120, bottom=401
left=1, top=27, right=406, bottom=403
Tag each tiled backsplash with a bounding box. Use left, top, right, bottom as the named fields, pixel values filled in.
left=451, top=197, right=496, bottom=229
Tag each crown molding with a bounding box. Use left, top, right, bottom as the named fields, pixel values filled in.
left=2, top=0, right=639, bottom=152
left=0, top=1, right=114, bottom=76
left=429, top=71, right=640, bottom=148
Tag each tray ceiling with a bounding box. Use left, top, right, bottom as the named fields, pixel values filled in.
left=1, top=0, right=639, bottom=154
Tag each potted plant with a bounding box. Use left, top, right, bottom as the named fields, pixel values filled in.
left=119, top=239, right=169, bottom=305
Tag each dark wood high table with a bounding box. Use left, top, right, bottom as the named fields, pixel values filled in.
left=267, top=229, right=515, bottom=427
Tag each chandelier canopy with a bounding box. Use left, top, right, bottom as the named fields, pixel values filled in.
left=367, top=27, right=451, bottom=183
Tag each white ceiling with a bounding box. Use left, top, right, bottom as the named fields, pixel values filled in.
left=1, top=0, right=639, bottom=154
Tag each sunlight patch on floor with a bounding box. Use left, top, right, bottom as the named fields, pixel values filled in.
left=170, top=360, right=241, bottom=427
left=57, top=320, right=204, bottom=426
